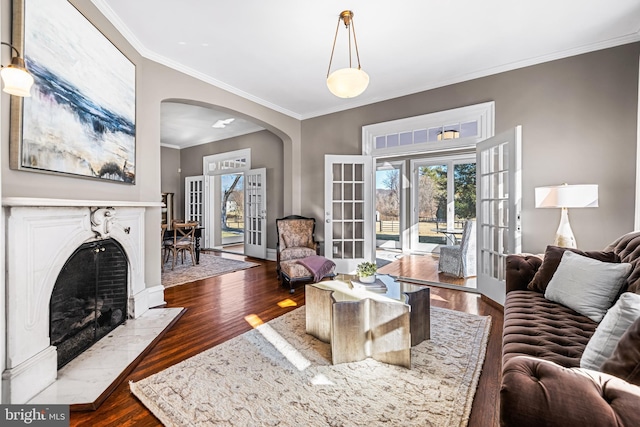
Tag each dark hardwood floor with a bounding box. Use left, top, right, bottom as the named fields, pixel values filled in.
left=71, top=252, right=502, bottom=427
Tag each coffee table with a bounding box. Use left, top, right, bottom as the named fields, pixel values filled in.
left=305, top=274, right=430, bottom=368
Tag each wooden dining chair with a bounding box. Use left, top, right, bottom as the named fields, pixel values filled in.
left=164, top=221, right=198, bottom=270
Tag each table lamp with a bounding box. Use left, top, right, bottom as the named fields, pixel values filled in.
left=534, top=184, right=598, bottom=248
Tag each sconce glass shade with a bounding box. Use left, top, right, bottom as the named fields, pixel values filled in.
left=327, top=67, right=370, bottom=98
left=1, top=56, right=34, bottom=97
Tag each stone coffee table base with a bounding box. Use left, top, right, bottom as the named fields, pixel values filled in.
left=305, top=276, right=430, bottom=369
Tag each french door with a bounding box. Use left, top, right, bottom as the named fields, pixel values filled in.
left=476, top=126, right=522, bottom=305
left=244, top=168, right=267, bottom=259
left=324, top=155, right=374, bottom=273
left=185, top=169, right=267, bottom=259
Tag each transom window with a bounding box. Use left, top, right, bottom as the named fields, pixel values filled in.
left=362, top=102, right=494, bottom=157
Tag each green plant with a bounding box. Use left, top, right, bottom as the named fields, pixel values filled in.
left=356, top=261, right=377, bottom=277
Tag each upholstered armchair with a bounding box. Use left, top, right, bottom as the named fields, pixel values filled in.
left=438, top=219, right=477, bottom=278
left=276, top=215, right=319, bottom=280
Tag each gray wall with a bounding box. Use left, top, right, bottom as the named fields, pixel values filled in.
left=302, top=43, right=640, bottom=253
left=177, top=130, right=284, bottom=249
left=160, top=147, right=181, bottom=222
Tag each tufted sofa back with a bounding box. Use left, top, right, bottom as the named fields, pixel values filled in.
left=604, top=231, right=640, bottom=294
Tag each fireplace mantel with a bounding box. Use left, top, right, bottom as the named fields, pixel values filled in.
left=2, top=197, right=162, bottom=208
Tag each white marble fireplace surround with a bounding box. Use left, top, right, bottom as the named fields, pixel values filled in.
left=2, top=198, right=165, bottom=404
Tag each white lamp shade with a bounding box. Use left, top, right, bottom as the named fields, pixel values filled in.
left=535, top=184, right=599, bottom=208
left=327, top=67, right=369, bottom=98
left=1, top=64, right=34, bottom=97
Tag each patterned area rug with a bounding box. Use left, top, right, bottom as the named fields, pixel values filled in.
left=130, top=305, right=491, bottom=426
left=162, top=252, right=259, bottom=288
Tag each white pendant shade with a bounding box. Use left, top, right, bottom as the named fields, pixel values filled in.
left=1, top=62, right=34, bottom=97
left=327, top=67, right=370, bottom=98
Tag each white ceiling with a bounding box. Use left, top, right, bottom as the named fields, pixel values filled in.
left=160, top=102, right=264, bottom=149
left=92, top=0, right=640, bottom=148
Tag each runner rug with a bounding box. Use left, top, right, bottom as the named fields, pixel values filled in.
left=130, top=305, right=491, bottom=426
left=162, top=252, right=259, bottom=288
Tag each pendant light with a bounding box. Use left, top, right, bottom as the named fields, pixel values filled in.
left=326, top=10, right=369, bottom=98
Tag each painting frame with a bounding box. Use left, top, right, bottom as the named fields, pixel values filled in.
left=9, top=0, right=136, bottom=184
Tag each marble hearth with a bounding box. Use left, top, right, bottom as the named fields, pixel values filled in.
left=2, top=198, right=165, bottom=404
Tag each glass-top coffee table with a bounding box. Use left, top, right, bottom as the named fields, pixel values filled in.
left=305, top=274, right=430, bottom=368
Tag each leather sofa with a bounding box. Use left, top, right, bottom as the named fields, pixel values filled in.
left=500, top=231, right=640, bottom=427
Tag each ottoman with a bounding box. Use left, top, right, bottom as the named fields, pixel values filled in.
left=279, top=257, right=336, bottom=293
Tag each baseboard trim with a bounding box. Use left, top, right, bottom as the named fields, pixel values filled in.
left=480, top=294, right=504, bottom=312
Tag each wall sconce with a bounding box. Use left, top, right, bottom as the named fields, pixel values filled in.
left=1, top=42, right=34, bottom=97
left=326, top=10, right=369, bottom=99
left=535, top=183, right=599, bottom=248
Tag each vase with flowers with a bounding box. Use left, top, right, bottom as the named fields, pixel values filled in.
left=356, top=261, right=378, bottom=283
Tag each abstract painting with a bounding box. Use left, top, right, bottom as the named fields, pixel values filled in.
left=10, top=0, right=136, bottom=183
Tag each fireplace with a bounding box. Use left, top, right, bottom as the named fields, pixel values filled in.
left=2, top=199, right=166, bottom=404
left=51, top=239, right=128, bottom=369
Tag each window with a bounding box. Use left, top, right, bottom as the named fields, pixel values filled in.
left=362, top=102, right=494, bottom=157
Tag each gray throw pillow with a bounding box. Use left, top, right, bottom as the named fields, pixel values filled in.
left=580, top=292, right=640, bottom=370
left=544, top=251, right=631, bottom=322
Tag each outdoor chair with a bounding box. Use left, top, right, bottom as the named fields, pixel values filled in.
left=438, top=219, right=477, bottom=278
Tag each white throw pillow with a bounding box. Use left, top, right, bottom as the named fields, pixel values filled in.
left=581, top=292, right=640, bottom=370
left=544, top=251, right=631, bottom=322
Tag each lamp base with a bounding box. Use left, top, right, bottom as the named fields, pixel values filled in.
left=553, top=207, right=577, bottom=248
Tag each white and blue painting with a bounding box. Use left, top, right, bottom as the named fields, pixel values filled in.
left=21, top=0, right=136, bottom=183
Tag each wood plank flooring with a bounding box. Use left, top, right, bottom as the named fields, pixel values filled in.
left=70, top=252, right=502, bottom=427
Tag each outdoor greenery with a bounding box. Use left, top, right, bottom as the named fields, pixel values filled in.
left=419, top=163, right=476, bottom=221
left=376, top=170, right=399, bottom=221
left=376, top=163, right=476, bottom=226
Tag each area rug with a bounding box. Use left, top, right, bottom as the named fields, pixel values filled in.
left=162, top=253, right=259, bottom=288
left=130, top=305, right=491, bottom=426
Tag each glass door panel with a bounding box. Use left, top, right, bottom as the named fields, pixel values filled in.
left=415, top=163, right=448, bottom=252
left=376, top=164, right=401, bottom=249
left=412, top=156, right=476, bottom=253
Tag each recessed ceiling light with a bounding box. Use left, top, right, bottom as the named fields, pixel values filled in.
left=212, top=118, right=235, bottom=128
left=178, top=41, right=187, bottom=45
